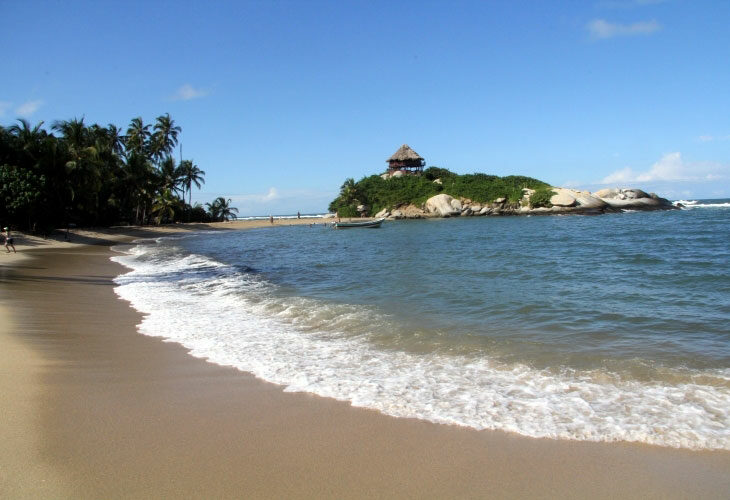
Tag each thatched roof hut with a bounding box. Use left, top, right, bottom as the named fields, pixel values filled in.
left=387, top=144, right=425, bottom=174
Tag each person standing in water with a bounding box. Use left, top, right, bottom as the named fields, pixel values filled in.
left=4, top=227, right=16, bottom=253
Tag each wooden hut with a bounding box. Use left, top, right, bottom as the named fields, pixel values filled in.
left=387, top=144, right=425, bottom=175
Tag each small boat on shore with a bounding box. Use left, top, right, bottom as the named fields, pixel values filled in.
left=334, top=217, right=385, bottom=229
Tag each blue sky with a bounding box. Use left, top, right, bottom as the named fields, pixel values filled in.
left=2, top=0, right=729, bottom=214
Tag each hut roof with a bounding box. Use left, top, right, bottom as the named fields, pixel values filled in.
left=387, top=144, right=424, bottom=162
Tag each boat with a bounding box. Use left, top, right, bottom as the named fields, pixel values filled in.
left=334, top=217, right=385, bottom=229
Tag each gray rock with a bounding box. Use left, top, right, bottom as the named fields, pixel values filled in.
left=550, top=189, right=577, bottom=207
left=425, top=194, right=461, bottom=217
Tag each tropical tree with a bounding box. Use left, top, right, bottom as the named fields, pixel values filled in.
left=157, top=156, right=182, bottom=194
left=205, top=197, right=238, bottom=222
left=125, top=117, right=151, bottom=157
left=339, top=177, right=359, bottom=203
left=150, top=188, right=182, bottom=225
left=152, top=113, right=181, bottom=162
left=6, top=119, right=48, bottom=167
left=178, top=159, right=206, bottom=206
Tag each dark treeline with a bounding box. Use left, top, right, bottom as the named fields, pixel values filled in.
left=0, top=114, right=237, bottom=232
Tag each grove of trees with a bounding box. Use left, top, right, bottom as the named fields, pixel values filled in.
left=0, top=114, right=236, bottom=232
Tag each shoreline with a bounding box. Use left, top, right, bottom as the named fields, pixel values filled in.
left=1, top=228, right=729, bottom=497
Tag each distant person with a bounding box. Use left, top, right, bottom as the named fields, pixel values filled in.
left=269, top=215, right=274, bottom=224
left=4, top=227, right=16, bottom=253
left=297, top=211, right=301, bottom=219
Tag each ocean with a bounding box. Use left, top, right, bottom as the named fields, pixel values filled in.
left=111, top=199, right=730, bottom=450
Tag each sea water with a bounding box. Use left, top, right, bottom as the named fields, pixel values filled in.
left=111, top=200, right=730, bottom=450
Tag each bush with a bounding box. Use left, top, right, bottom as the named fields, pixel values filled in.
left=529, top=187, right=555, bottom=208
left=423, top=166, right=455, bottom=181
left=328, top=170, right=552, bottom=215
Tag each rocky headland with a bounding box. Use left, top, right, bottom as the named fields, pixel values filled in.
left=374, top=187, right=676, bottom=219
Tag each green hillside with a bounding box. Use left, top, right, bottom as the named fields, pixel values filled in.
left=329, top=167, right=550, bottom=217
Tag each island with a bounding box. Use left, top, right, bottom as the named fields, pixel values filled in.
left=329, top=144, right=676, bottom=219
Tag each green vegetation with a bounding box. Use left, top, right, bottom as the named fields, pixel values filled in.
left=329, top=167, right=550, bottom=216
left=528, top=187, right=556, bottom=208
left=0, top=114, right=221, bottom=231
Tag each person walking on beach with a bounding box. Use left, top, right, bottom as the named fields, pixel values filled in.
left=4, top=227, right=16, bottom=253
left=269, top=215, right=274, bottom=224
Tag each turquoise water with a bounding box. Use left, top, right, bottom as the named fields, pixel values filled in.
left=112, top=200, right=730, bottom=449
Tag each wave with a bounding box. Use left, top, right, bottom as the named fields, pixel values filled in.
left=236, top=213, right=329, bottom=221
left=675, top=199, right=730, bottom=209
left=110, top=240, right=730, bottom=451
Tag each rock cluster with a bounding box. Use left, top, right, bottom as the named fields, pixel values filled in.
left=373, top=187, right=676, bottom=220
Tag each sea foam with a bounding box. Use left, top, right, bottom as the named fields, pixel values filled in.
left=111, top=239, right=730, bottom=450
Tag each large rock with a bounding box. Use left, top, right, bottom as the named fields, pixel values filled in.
left=389, top=204, right=425, bottom=219
left=550, top=188, right=577, bottom=207
left=575, top=193, right=609, bottom=210
left=374, top=208, right=389, bottom=218
left=450, top=198, right=463, bottom=211
left=594, top=188, right=675, bottom=211
left=425, top=194, right=461, bottom=217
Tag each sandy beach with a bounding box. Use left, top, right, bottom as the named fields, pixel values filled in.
left=2, top=221, right=729, bottom=499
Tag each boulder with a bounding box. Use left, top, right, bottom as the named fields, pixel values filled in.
left=479, top=206, right=492, bottom=215
left=356, top=204, right=368, bottom=213
left=575, top=193, right=609, bottom=210
left=374, top=208, right=389, bottom=218
left=471, top=204, right=482, bottom=212
left=550, top=189, right=577, bottom=207
left=425, top=194, right=461, bottom=217
left=390, top=204, right=425, bottom=219
left=594, top=188, right=676, bottom=211
left=450, top=198, right=463, bottom=211
left=494, top=197, right=506, bottom=204
left=433, top=178, right=442, bottom=185
left=391, top=170, right=405, bottom=178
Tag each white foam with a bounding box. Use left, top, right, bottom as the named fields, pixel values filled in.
left=675, top=200, right=730, bottom=209
left=111, top=243, right=730, bottom=450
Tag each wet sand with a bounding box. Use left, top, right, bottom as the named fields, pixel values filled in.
left=1, top=224, right=729, bottom=498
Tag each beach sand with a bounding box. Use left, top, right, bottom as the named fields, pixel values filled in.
left=1, top=221, right=729, bottom=498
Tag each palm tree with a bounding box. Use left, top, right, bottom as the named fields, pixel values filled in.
left=7, top=119, right=47, bottom=166
left=151, top=188, right=182, bottom=225
left=178, top=159, right=206, bottom=206
left=339, top=178, right=359, bottom=203
left=157, top=156, right=182, bottom=194
left=205, top=197, right=238, bottom=222
left=105, top=124, right=126, bottom=157
left=152, top=113, right=181, bottom=162
left=125, top=117, right=151, bottom=157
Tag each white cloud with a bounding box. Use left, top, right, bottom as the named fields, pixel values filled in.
left=600, top=152, right=729, bottom=184
left=171, top=84, right=209, bottom=101
left=16, top=99, right=43, bottom=116
left=0, top=101, right=12, bottom=117
left=587, top=19, right=661, bottom=39
left=230, top=187, right=280, bottom=203
left=698, top=134, right=730, bottom=142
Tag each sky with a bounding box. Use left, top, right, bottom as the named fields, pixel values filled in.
left=1, top=0, right=729, bottom=214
